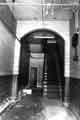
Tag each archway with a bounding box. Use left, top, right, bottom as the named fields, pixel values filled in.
left=18, top=28, right=65, bottom=101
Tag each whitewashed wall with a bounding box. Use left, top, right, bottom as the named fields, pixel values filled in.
left=15, top=20, right=70, bottom=77
left=0, top=20, right=15, bottom=75
left=70, top=14, right=80, bottom=79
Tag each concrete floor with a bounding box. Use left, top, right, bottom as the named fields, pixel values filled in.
left=1, top=95, right=80, bottom=120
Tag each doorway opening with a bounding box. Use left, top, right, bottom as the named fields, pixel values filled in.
left=18, top=29, right=64, bottom=101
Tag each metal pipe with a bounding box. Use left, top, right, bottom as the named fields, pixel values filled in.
left=0, top=3, right=80, bottom=7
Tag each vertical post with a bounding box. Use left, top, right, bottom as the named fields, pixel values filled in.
left=54, top=51, right=63, bottom=102
left=64, top=77, right=70, bottom=106
left=75, top=8, right=79, bottom=32
left=43, top=53, right=48, bottom=96
left=43, top=39, right=48, bottom=96
left=11, top=75, right=18, bottom=99
left=41, top=0, right=45, bottom=24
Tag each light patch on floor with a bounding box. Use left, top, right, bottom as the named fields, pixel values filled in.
left=41, top=106, right=79, bottom=120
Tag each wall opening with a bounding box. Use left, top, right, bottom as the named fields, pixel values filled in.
left=18, top=28, right=65, bottom=101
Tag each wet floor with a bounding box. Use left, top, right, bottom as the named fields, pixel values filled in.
left=1, top=95, right=80, bottom=120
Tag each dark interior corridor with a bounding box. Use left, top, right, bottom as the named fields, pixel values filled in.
left=18, top=29, right=65, bottom=101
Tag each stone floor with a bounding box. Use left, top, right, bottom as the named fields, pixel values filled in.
left=1, top=95, right=80, bottom=120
